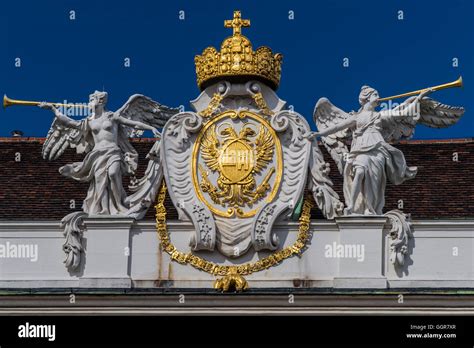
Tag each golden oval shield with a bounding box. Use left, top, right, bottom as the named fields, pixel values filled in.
left=192, top=110, right=282, bottom=218
left=218, top=139, right=255, bottom=184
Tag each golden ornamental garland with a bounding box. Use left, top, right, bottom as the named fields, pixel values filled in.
left=155, top=183, right=314, bottom=291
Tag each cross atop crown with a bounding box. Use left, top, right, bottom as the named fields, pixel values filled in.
left=224, top=11, right=250, bottom=35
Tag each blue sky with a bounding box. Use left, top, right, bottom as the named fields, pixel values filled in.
left=0, top=0, right=472, bottom=139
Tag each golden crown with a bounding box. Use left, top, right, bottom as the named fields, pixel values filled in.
left=195, top=11, right=283, bottom=91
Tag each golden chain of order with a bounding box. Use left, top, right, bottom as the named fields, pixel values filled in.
left=155, top=183, right=314, bottom=277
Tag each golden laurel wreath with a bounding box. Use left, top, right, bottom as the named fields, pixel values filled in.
left=155, top=183, right=314, bottom=292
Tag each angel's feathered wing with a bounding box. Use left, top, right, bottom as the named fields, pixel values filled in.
left=417, top=97, right=464, bottom=127
left=42, top=118, right=92, bottom=161
left=382, top=96, right=465, bottom=142
left=116, top=94, right=180, bottom=137
left=313, top=97, right=352, bottom=174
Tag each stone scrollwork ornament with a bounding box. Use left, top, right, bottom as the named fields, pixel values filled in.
left=60, top=211, right=87, bottom=270
left=385, top=209, right=413, bottom=268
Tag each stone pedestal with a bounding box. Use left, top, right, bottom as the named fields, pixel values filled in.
left=333, top=216, right=388, bottom=289
left=80, top=216, right=135, bottom=288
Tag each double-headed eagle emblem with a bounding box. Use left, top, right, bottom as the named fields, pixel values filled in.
left=198, top=122, right=275, bottom=211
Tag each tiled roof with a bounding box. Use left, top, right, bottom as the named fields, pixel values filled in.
left=0, top=138, right=473, bottom=220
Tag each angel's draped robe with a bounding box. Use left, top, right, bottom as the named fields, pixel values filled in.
left=58, top=118, right=139, bottom=215
left=60, top=144, right=128, bottom=215
left=344, top=112, right=417, bottom=215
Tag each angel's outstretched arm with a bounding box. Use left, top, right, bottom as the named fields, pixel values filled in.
left=55, top=109, right=82, bottom=129
left=380, top=101, right=418, bottom=119
left=381, top=89, right=432, bottom=120
left=114, top=115, right=160, bottom=137
left=39, top=102, right=81, bottom=129
left=318, top=116, right=356, bottom=137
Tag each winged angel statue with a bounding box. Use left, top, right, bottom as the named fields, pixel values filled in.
left=39, top=90, right=179, bottom=269
left=310, top=86, right=464, bottom=216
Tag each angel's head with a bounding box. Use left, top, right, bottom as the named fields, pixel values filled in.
left=359, top=85, right=380, bottom=110
left=89, top=91, right=108, bottom=112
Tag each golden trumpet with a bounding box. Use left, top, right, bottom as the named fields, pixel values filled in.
left=3, top=94, right=90, bottom=109
left=378, top=76, right=463, bottom=101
